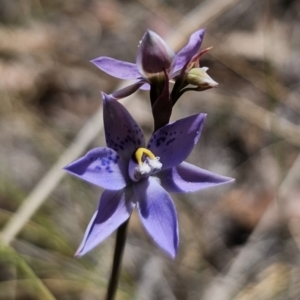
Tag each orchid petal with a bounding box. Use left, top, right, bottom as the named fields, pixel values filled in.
left=173, top=29, right=206, bottom=74
left=112, top=81, right=145, bottom=99
left=148, top=114, right=206, bottom=170
left=158, top=161, right=234, bottom=193
left=64, top=147, right=129, bottom=190
left=76, top=188, right=135, bottom=256
left=91, top=57, right=141, bottom=80
left=140, top=83, right=150, bottom=90
left=102, top=93, right=145, bottom=160
left=134, top=177, right=179, bottom=258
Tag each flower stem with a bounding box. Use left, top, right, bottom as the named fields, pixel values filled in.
left=105, top=219, right=130, bottom=300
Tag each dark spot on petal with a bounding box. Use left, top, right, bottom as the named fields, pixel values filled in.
left=166, top=138, right=176, bottom=145
left=155, top=136, right=166, bottom=147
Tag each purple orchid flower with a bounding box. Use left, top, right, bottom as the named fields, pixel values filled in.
left=64, top=93, right=233, bottom=258
left=92, top=29, right=217, bottom=101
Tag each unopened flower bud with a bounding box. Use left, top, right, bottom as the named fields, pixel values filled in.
left=186, top=67, right=218, bottom=90
left=136, top=30, right=175, bottom=77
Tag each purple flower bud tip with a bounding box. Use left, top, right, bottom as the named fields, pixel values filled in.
left=136, top=30, right=175, bottom=76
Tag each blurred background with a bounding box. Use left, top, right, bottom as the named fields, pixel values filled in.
left=0, top=0, right=300, bottom=299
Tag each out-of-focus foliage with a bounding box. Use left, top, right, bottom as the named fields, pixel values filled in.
left=1, top=0, right=300, bottom=299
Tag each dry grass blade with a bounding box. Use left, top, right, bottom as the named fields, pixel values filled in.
left=205, top=34, right=300, bottom=114
left=202, top=150, right=300, bottom=300
left=0, top=244, right=57, bottom=300
left=201, top=92, right=300, bottom=148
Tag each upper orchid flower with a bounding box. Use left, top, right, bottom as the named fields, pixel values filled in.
left=64, top=93, right=233, bottom=258
left=92, top=29, right=217, bottom=102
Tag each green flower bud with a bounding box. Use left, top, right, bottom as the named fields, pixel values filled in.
left=186, top=67, right=218, bottom=90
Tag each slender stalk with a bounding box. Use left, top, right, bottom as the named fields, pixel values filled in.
left=105, top=219, right=130, bottom=300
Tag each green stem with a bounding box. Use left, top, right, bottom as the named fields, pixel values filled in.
left=105, top=219, right=130, bottom=300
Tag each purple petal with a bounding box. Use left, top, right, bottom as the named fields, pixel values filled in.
left=134, top=177, right=179, bottom=258
left=158, top=161, right=234, bottom=193
left=172, top=29, right=206, bottom=74
left=148, top=114, right=206, bottom=170
left=76, top=188, right=135, bottom=256
left=112, top=81, right=145, bottom=99
left=140, top=83, right=150, bottom=90
left=64, top=147, right=129, bottom=190
left=103, top=93, right=145, bottom=160
left=91, top=57, right=141, bottom=80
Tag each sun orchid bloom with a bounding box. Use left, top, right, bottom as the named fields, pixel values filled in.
left=64, top=93, right=233, bottom=258
left=92, top=29, right=217, bottom=100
